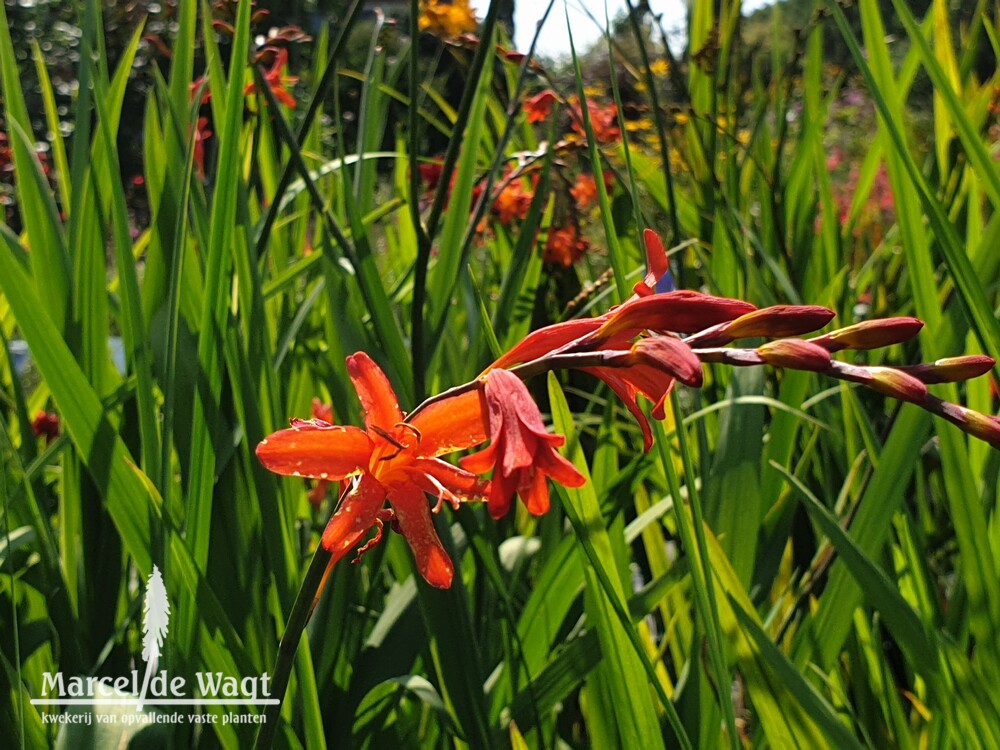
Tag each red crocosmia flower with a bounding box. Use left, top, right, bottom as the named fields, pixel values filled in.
left=586, top=336, right=703, bottom=450
left=192, top=117, right=212, bottom=178
left=32, top=411, right=60, bottom=444
left=419, top=160, right=445, bottom=190
left=524, top=89, right=558, bottom=123
left=571, top=100, right=621, bottom=143
left=543, top=225, right=589, bottom=267
left=570, top=173, right=598, bottom=209
left=246, top=48, right=298, bottom=108
left=493, top=177, right=533, bottom=224
left=189, top=75, right=212, bottom=105
left=461, top=368, right=585, bottom=518
left=256, top=353, right=489, bottom=588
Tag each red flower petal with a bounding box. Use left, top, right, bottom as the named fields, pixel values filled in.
left=256, top=422, right=372, bottom=480
left=410, top=387, right=488, bottom=456
left=490, top=318, right=605, bottom=369
left=347, top=352, right=405, bottom=432
left=320, top=473, right=386, bottom=558
left=633, top=228, right=669, bottom=297
left=595, top=291, right=757, bottom=340
left=390, top=481, right=454, bottom=588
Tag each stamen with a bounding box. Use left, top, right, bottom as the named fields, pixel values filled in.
left=424, top=473, right=463, bottom=512
left=351, top=509, right=397, bottom=564
left=370, top=425, right=406, bottom=450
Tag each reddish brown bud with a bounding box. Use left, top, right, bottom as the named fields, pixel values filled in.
left=756, top=339, right=833, bottom=371
left=897, top=355, right=996, bottom=384
left=810, top=317, right=923, bottom=352
left=867, top=367, right=929, bottom=404
left=32, top=411, right=60, bottom=443
left=957, top=409, right=1000, bottom=448
left=627, top=336, right=703, bottom=387
left=689, top=305, right=835, bottom=347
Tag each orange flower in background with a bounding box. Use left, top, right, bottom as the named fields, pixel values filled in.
left=461, top=368, right=585, bottom=518
left=524, top=89, right=558, bottom=123
left=246, top=48, right=298, bottom=108
left=570, top=100, right=621, bottom=143
left=544, top=225, right=589, bottom=267
left=570, top=174, right=598, bottom=209
left=257, top=353, right=489, bottom=587
left=571, top=170, right=614, bottom=209
left=419, top=0, right=478, bottom=38
left=493, top=177, right=533, bottom=224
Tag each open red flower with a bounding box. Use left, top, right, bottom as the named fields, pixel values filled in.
left=524, top=89, right=558, bottom=123
left=257, top=353, right=489, bottom=588
left=493, top=176, right=533, bottom=224
left=461, top=368, right=585, bottom=518
left=543, top=225, right=589, bottom=267
left=246, top=48, right=298, bottom=108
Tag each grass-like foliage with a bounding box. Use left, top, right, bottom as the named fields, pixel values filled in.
left=2, top=0, right=999, bottom=747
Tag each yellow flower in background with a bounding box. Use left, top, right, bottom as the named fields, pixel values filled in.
left=419, top=0, right=478, bottom=38
left=625, top=117, right=654, bottom=132
left=649, top=59, right=670, bottom=76
left=583, top=84, right=606, bottom=98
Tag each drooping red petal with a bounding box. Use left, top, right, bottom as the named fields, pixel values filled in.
left=347, top=352, right=405, bottom=432
left=256, top=422, right=372, bottom=480
left=584, top=368, right=656, bottom=451
left=483, top=460, right=517, bottom=519
left=520, top=467, right=551, bottom=515
left=410, top=387, right=489, bottom=457
left=320, top=473, right=387, bottom=558
left=483, top=369, right=546, bottom=474
left=389, top=481, right=454, bottom=588
left=459, top=440, right=498, bottom=475
left=534, top=443, right=586, bottom=489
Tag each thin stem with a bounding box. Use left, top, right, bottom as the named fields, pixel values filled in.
left=253, top=534, right=335, bottom=749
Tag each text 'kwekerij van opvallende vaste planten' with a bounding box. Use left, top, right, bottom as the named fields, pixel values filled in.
left=4, top=0, right=1000, bottom=747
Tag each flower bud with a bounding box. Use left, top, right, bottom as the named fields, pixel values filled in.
left=690, top=305, right=835, bottom=347
left=957, top=408, right=1000, bottom=448
left=897, top=355, right=996, bottom=384
left=628, top=336, right=703, bottom=387
left=756, top=339, right=833, bottom=371
left=866, top=367, right=929, bottom=404
left=810, top=317, right=923, bottom=352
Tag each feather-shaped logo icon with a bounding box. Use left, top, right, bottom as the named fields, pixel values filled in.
left=137, top=565, right=170, bottom=711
